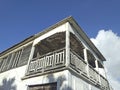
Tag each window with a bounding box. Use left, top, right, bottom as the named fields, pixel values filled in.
left=0, top=44, right=32, bottom=73
left=2, top=54, right=12, bottom=71
left=28, top=83, right=57, bottom=90
left=0, top=59, right=4, bottom=72
left=17, top=44, right=32, bottom=66
left=10, top=49, right=22, bottom=68
left=0, top=50, right=22, bottom=72
left=1, top=56, right=8, bottom=71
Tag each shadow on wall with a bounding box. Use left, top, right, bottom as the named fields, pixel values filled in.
left=0, top=78, right=16, bottom=90
left=46, top=74, right=72, bottom=90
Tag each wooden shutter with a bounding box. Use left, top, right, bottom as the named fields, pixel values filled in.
left=1, top=56, right=8, bottom=71
left=17, top=44, right=32, bottom=66
left=3, top=54, right=12, bottom=71
left=11, top=49, right=22, bottom=68
left=0, top=59, right=4, bottom=72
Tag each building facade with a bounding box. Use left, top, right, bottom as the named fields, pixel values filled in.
left=0, top=17, right=110, bottom=90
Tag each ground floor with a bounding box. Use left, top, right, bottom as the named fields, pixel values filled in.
left=0, top=66, right=100, bottom=90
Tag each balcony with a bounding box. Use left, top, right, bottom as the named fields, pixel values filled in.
left=70, top=49, right=109, bottom=90
left=25, top=48, right=109, bottom=90
left=24, top=32, right=109, bottom=89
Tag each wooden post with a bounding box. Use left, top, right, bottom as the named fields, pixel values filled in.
left=95, top=60, right=99, bottom=71
left=65, top=23, right=70, bottom=67
left=95, top=60, right=101, bottom=84
left=84, top=48, right=89, bottom=77
left=25, top=46, right=35, bottom=75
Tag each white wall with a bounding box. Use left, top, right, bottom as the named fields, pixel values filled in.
left=0, top=65, right=102, bottom=90
left=69, top=71, right=100, bottom=90
left=23, top=70, right=70, bottom=90
left=0, top=65, right=70, bottom=90
left=0, top=66, right=27, bottom=90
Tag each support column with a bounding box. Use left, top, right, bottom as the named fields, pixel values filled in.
left=65, top=23, right=70, bottom=67
left=95, top=60, right=99, bottom=71
left=83, top=48, right=89, bottom=77
left=95, top=60, right=101, bottom=85
left=84, top=48, right=92, bottom=90
left=25, top=46, right=35, bottom=75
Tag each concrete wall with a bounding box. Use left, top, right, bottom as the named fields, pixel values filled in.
left=0, top=66, right=27, bottom=90
left=0, top=65, right=101, bottom=90
left=69, top=71, right=100, bottom=90
left=24, top=70, right=70, bottom=90
left=0, top=65, right=70, bottom=90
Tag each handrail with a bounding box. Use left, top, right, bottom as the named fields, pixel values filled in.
left=27, top=48, right=66, bottom=74
left=31, top=48, right=65, bottom=61
left=70, top=50, right=87, bottom=75
left=70, top=49, right=109, bottom=89
left=70, top=49, right=84, bottom=61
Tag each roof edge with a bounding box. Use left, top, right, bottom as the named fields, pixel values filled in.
left=0, top=16, right=106, bottom=61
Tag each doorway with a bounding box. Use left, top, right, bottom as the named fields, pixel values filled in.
left=28, top=83, right=57, bottom=90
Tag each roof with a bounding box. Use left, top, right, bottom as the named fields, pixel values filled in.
left=0, top=16, right=106, bottom=61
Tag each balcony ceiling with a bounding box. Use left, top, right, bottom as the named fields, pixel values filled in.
left=35, top=32, right=65, bottom=56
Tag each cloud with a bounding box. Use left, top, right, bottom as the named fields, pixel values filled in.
left=91, top=30, right=120, bottom=90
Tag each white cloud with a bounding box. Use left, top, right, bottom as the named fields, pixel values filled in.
left=91, top=30, right=120, bottom=90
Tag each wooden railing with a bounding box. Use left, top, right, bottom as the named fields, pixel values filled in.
left=27, top=48, right=65, bottom=75
left=89, top=65, right=99, bottom=83
left=70, top=49, right=109, bottom=90
left=70, top=50, right=87, bottom=75
left=26, top=48, right=109, bottom=90
left=100, top=75, right=109, bottom=90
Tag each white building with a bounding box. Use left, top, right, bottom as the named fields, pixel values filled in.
left=0, top=16, right=111, bottom=90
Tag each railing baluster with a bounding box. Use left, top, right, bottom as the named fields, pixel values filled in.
left=70, top=49, right=110, bottom=89
left=27, top=48, right=109, bottom=89
left=27, top=49, right=65, bottom=74
left=70, top=51, right=87, bottom=75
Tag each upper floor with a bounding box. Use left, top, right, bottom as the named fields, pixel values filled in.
left=0, top=16, right=110, bottom=90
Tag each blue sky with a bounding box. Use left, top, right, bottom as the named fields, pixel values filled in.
left=0, top=0, right=120, bottom=52
left=0, top=0, right=120, bottom=89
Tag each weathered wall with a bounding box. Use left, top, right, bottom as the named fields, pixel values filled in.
left=70, top=71, right=100, bottom=90
left=0, top=66, right=71, bottom=90
left=0, top=66, right=27, bottom=90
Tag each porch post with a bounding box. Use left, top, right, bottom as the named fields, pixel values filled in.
left=65, top=22, right=70, bottom=68
left=25, top=46, right=35, bottom=75
left=95, top=60, right=99, bottom=71
left=95, top=60, right=101, bottom=84
left=83, top=48, right=89, bottom=77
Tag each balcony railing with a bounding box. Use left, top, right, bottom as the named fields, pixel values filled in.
left=70, top=50, right=87, bottom=75
left=89, top=65, right=99, bottom=83
left=100, top=75, right=109, bottom=90
left=26, top=48, right=109, bottom=90
left=70, top=49, right=109, bottom=90
left=27, top=48, right=65, bottom=75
